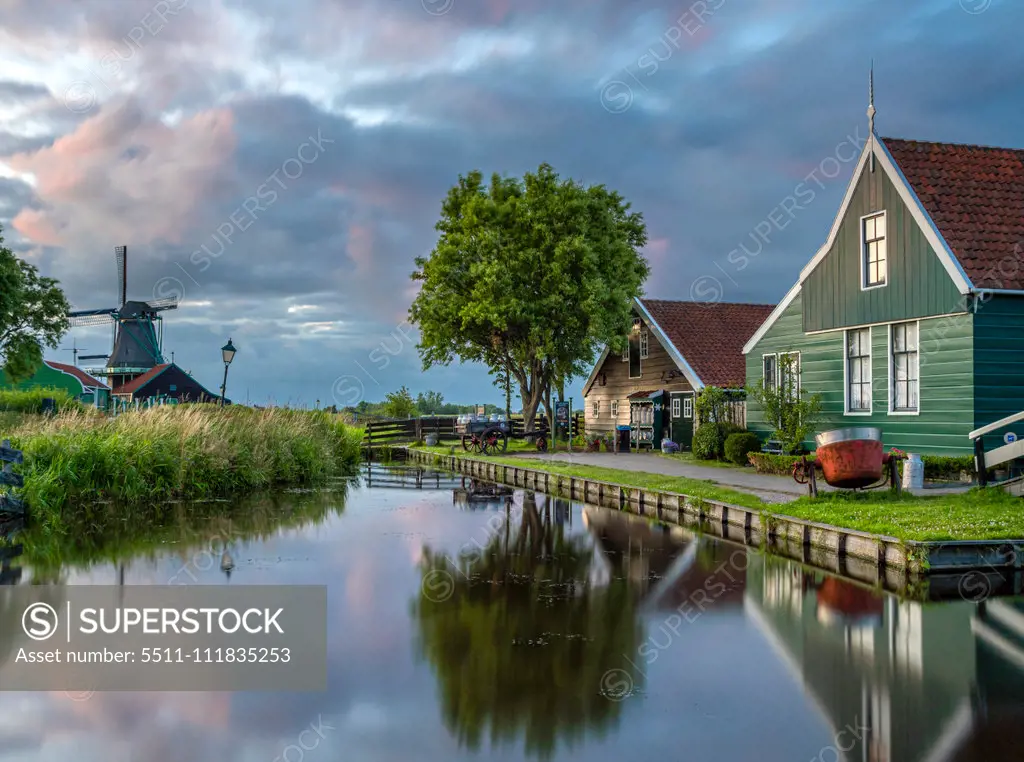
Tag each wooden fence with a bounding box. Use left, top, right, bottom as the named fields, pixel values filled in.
left=363, top=413, right=584, bottom=448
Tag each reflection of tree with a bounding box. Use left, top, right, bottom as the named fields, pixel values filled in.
left=412, top=492, right=643, bottom=760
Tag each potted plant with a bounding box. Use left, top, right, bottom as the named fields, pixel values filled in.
left=586, top=435, right=602, bottom=452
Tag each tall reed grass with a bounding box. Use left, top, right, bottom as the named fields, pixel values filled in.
left=0, top=387, right=84, bottom=413
left=3, top=404, right=362, bottom=527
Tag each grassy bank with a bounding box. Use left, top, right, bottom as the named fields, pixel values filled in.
left=2, top=405, right=362, bottom=527
left=411, top=447, right=1024, bottom=542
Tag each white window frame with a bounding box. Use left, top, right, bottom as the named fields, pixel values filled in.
left=622, top=344, right=628, bottom=362
left=683, top=397, right=693, bottom=419
left=640, top=330, right=649, bottom=359
left=610, top=399, right=619, bottom=418
left=591, top=400, right=600, bottom=418
left=671, top=397, right=681, bottom=418
left=762, top=353, right=778, bottom=391
left=860, top=211, right=888, bottom=291
left=779, top=351, right=801, bottom=402
left=844, top=327, right=873, bottom=415
left=888, top=321, right=920, bottom=415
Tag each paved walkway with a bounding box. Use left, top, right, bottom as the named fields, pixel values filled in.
left=518, top=452, right=970, bottom=504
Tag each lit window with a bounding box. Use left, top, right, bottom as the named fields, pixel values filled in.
left=891, top=323, right=919, bottom=412
left=846, top=328, right=872, bottom=412
left=863, top=212, right=887, bottom=288
left=640, top=330, right=649, bottom=359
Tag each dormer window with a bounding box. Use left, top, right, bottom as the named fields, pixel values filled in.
left=862, top=212, right=887, bottom=289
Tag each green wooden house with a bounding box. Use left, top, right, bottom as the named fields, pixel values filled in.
left=0, top=360, right=110, bottom=408
left=744, top=110, right=1024, bottom=456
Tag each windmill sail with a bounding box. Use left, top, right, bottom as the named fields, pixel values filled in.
left=115, top=245, right=127, bottom=307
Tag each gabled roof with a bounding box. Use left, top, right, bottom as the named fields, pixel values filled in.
left=43, top=360, right=109, bottom=390
left=745, top=132, right=1024, bottom=353
left=882, top=138, right=1024, bottom=290
left=583, top=298, right=774, bottom=395
left=641, top=299, right=775, bottom=387
left=111, top=364, right=171, bottom=395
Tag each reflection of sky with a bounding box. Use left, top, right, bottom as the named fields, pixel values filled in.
left=1, top=485, right=836, bottom=761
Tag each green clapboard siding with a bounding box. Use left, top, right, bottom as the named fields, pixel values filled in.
left=973, top=294, right=1024, bottom=453
left=747, top=290, right=975, bottom=455
left=802, top=158, right=964, bottom=332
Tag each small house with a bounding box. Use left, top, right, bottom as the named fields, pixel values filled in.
left=744, top=102, right=1024, bottom=455
left=110, top=362, right=221, bottom=407
left=582, top=298, right=774, bottom=449
left=0, top=360, right=110, bottom=408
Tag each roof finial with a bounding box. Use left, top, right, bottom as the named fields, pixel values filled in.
left=867, top=60, right=876, bottom=134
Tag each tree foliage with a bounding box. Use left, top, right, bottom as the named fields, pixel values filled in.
left=416, top=390, right=446, bottom=415
left=746, top=354, right=823, bottom=454
left=0, top=227, right=69, bottom=382
left=381, top=385, right=417, bottom=418
left=410, top=164, right=649, bottom=430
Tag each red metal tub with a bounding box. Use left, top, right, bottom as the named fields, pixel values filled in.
left=814, top=427, right=884, bottom=489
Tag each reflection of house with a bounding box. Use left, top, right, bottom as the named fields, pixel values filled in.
left=744, top=555, right=1024, bottom=761
left=0, top=360, right=109, bottom=408
left=583, top=506, right=747, bottom=610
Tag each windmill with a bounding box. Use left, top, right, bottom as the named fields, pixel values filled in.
left=68, top=246, right=179, bottom=389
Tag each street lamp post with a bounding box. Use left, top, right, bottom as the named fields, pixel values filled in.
left=220, top=338, right=236, bottom=407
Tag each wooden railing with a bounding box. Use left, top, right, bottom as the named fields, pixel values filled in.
left=970, top=411, right=1024, bottom=486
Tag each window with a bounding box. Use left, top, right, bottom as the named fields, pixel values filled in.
left=846, top=328, right=872, bottom=413
left=622, top=344, right=629, bottom=362
left=628, top=333, right=641, bottom=379
left=671, top=397, right=681, bottom=418
left=862, top=212, right=887, bottom=288
left=762, top=354, right=778, bottom=391
left=610, top=400, right=619, bottom=418
left=890, top=322, right=919, bottom=413
left=591, top=400, right=600, bottom=417
left=683, top=397, right=693, bottom=418
left=640, top=330, right=649, bottom=359
left=779, top=352, right=800, bottom=402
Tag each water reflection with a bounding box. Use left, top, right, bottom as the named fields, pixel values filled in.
left=413, top=492, right=644, bottom=759
left=0, top=472, right=1022, bottom=760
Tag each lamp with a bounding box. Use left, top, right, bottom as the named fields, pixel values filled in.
left=220, top=338, right=236, bottom=407
left=632, top=318, right=642, bottom=333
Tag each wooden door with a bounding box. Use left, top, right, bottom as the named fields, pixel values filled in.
left=669, top=392, right=695, bottom=450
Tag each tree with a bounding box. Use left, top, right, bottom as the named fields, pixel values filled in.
left=410, top=164, right=649, bottom=432
left=416, top=390, right=445, bottom=415
left=746, top=354, right=823, bottom=454
left=0, top=227, right=69, bottom=382
left=382, top=385, right=418, bottom=418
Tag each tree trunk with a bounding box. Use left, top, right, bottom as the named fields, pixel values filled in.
left=504, top=366, right=512, bottom=420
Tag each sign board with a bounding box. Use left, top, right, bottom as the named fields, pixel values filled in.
left=476, top=405, right=485, bottom=416
left=1005, top=432, right=1017, bottom=444
left=555, top=401, right=570, bottom=424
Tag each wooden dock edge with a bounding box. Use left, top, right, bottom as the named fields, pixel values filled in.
left=404, top=448, right=1024, bottom=579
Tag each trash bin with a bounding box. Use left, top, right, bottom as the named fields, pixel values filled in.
left=40, top=397, right=56, bottom=416
left=616, top=425, right=631, bottom=454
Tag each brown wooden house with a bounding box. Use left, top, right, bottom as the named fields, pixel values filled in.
left=582, top=298, right=774, bottom=449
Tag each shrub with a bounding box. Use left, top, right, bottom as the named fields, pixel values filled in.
left=745, top=354, right=822, bottom=454
left=0, top=387, right=84, bottom=414
left=724, top=432, right=762, bottom=466
left=692, top=423, right=725, bottom=460
left=749, top=452, right=814, bottom=474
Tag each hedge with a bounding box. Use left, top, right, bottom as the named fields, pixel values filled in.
left=748, top=451, right=976, bottom=482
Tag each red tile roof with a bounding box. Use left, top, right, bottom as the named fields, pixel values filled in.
left=43, top=361, right=109, bottom=390
left=111, top=364, right=170, bottom=395
left=882, top=138, right=1024, bottom=290
left=641, top=299, right=775, bottom=388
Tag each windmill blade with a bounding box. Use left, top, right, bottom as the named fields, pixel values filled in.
left=147, top=296, right=179, bottom=311
left=69, top=313, right=116, bottom=327
left=115, top=245, right=127, bottom=306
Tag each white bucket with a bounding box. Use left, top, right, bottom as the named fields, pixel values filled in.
left=902, top=453, right=924, bottom=490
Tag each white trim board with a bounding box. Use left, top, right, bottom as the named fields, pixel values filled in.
left=745, top=133, right=976, bottom=355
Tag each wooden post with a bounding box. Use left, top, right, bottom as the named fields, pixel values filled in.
left=366, top=422, right=373, bottom=459
left=975, top=436, right=988, bottom=488
left=415, top=417, right=423, bottom=442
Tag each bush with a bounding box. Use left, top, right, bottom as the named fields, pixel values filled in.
left=0, top=387, right=84, bottom=414
left=724, top=432, right=762, bottom=466
left=749, top=452, right=814, bottom=475
left=693, top=423, right=725, bottom=460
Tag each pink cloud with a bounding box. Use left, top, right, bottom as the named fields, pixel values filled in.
left=6, top=99, right=236, bottom=248
left=347, top=223, right=375, bottom=275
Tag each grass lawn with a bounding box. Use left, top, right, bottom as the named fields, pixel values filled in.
left=411, top=446, right=1024, bottom=542
left=658, top=451, right=742, bottom=469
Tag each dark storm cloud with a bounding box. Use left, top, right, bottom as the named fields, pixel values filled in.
left=0, top=79, right=50, bottom=104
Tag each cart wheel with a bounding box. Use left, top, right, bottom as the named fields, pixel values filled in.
left=461, top=435, right=473, bottom=452
left=535, top=435, right=547, bottom=453
left=471, top=435, right=483, bottom=454
left=483, top=430, right=508, bottom=455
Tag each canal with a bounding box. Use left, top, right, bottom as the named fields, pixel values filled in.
left=1, top=463, right=1023, bottom=761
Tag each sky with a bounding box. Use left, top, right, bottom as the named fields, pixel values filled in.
left=0, top=0, right=1021, bottom=409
